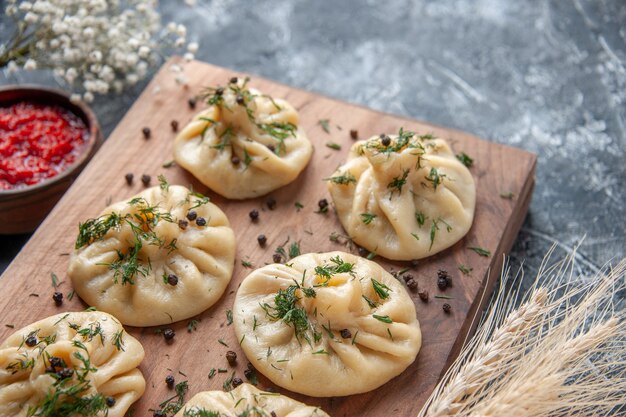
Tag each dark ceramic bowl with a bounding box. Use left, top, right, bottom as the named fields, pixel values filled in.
left=0, top=85, right=102, bottom=234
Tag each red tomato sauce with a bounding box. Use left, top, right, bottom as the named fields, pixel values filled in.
left=0, top=101, right=88, bottom=190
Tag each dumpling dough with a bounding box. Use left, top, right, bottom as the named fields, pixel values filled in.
left=68, top=185, right=236, bottom=326
left=174, top=383, right=329, bottom=417
left=327, top=129, right=476, bottom=260
left=233, top=251, right=421, bottom=397
left=0, top=311, right=144, bottom=417
left=173, top=77, right=313, bottom=199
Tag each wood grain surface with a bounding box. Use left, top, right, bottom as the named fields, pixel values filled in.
left=0, top=57, right=536, bottom=417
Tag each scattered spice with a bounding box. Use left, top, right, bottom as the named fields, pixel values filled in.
left=456, top=152, right=474, bottom=168
left=272, top=253, right=282, bottom=263
left=186, top=211, right=197, bottom=221
left=230, top=76, right=238, bottom=84
left=52, top=291, right=63, bottom=306
left=380, top=134, right=391, bottom=147
left=350, top=129, right=358, bottom=140
left=458, top=264, right=473, bottom=275
left=266, top=197, right=277, bottom=210
left=167, top=274, right=178, bottom=286
left=411, top=259, right=419, bottom=267
left=318, top=119, right=330, bottom=133
left=469, top=246, right=491, bottom=257
left=170, top=120, right=179, bottom=132
left=404, top=274, right=418, bottom=291
left=232, top=377, right=243, bottom=388
left=257, top=234, right=267, bottom=247
left=294, top=201, right=304, bottom=211
left=357, top=247, right=368, bottom=257
left=244, top=365, right=258, bottom=385
left=241, top=259, right=253, bottom=268
left=418, top=290, right=429, bottom=302
left=165, top=375, right=175, bottom=389
left=187, top=319, right=198, bottom=333
left=231, top=155, right=240, bottom=165
left=25, top=335, right=38, bottom=347
left=163, top=328, right=175, bottom=343
left=162, top=160, right=175, bottom=168
left=326, top=142, right=341, bottom=150
left=317, top=198, right=329, bottom=213
left=443, top=303, right=452, bottom=314
left=226, top=350, right=237, bottom=366
left=188, top=97, right=197, bottom=109
left=105, top=396, right=116, bottom=407
left=142, top=127, right=151, bottom=139
left=500, top=191, right=515, bottom=199
left=195, top=217, right=207, bottom=227
left=178, top=220, right=188, bottom=230
left=340, top=329, right=352, bottom=339
left=124, top=172, right=134, bottom=185
left=141, top=174, right=151, bottom=186
left=437, top=270, right=451, bottom=290
left=249, top=209, right=259, bottom=222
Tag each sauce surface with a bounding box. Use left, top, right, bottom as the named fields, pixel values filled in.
left=0, top=101, right=88, bottom=190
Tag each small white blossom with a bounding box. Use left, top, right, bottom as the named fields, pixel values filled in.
left=167, top=22, right=177, bottom=33
left=185, top=0, right=197, bottom=6
left=70, top=93, right=82, bottom=103
left=89, top=50, right=103, bottom=63
left=138, top=46, right=151, bottom=59
left=83, top=92, right=94, bottom=103
left=184, top=52, right=194, bottom=62
left=176, top=24, right=187, bottom=37
left=7, top=61, right=19, bottom=74
left=24, top=11, right=39, bottom=23
left=65, top=67, right=78, bottom=83
left=187, top=42, right=199, bottom=53
left=175, top=37, right=185, bottom=47
left=83, top=27, right=95, bottom=38
left=23, top=59, right=37, bottom=70
left=18, top=2, right=33, bottom=12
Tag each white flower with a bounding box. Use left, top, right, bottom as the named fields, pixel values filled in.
left=138, top=45, right=151, bottom=58
left=184, top=52, right=194, bottom=62
left=49, top=38, right=59, bottom=48
left=70, top=94, right=82, bottom=103
left=167, top=22, right=177, bottom=33
left=187, top=42, right=198, bottom=53
left=83, top=92, right=94, bottom=103
left=6, top=61, right=19, bottom=74
left=23, top=59, right=37, bottom=70
left=18, top=2, right=32, bottom=12
left=65, top=67, right=78, bottom=83
left=175, top=37, right=185, bottom=47
left=176, top=24, right=187, bottom=37
left=24, top=11, right=39, bottom=23
left=89, top=50, right=103, bottom=63
left=5, top=5, right=18, bottom=16
left=185, top=0, right=197, bottom=6
left=126, top=73, right=139, bottom=85
left=170, top=64, right=182, bottom=73
left=83, top=27, right=95, bottom=38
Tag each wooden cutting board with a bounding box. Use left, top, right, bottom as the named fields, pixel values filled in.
left=0, top=57, right=536, bottom=416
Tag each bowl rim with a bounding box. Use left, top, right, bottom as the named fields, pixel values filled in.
left=0, top=84, right=101, bottom=197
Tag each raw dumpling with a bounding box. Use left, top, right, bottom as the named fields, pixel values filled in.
left=327, top=129, right=476, bottom=260
left=0, top=311, right=144, bottom=417
left=174, top=383, right=329, bottom=417
left=233, top=251, right=421, bottom=397
left=68, top=184, right=236, bottom=326
left=173, top=77, right=313, bottom=199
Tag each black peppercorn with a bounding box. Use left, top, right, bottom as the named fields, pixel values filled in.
left=124, top=172, right=134, bottom=185
left=216, top=87, right=224, bottom=96
left=57, top=368, right=74, bottom=379
left=249, top=209, right=259, bottom=221
left=163, top=328, right=175, bottom=342
left=165, top=374, right=175, bottom=388
left=230, top=76, right=238, bottom=84
left=381, top=134, right=391, bottom=146
left=25, top=335, right=37, bottom=347
left=196, top=217, right=207, bottom=226
left=154, top=411, right=166, bottom=417
left=357, top=247, right=368, bottom=257
left=244, top=368, right=254, bottom=380
left=418, top=290, right=429, bottom=302
left=236, top=94, right=245, bottom=105
left=257, top=234, right=267, bottom=246
left=167, top=274, right=178, bottom=286
left=406, top=278, right=418, bottom=291
left=318, top=198, right=328, bottom=210
left=340, top=329, right=352, bottom=339
left=231, top=155, right=240, bottom=165
left=141, top=174, right=151, bottom=186
left=142, top=127, right=151, bottom=139
left=266, top=197, right=276, bottom=210
left=443, top=303, right=452, bottom=313
left=437, top=270, right=451, bottom=290
left=226, top=350, right=237, bottom=366
left=52, top=291, right=63, bottom=306
left=170, top=120, right=179, bottom=132
left=186, top=210, right=197, bottom=221
left=178, top=219, right=188, bottom=230
left=188, top=97, right=197, bottom=109
left=411, top=259, right=419, bottom=267
left=232, top=377, right=243, bottom=388
left=271, top=412, right=277, bottom=417
left=267, top=144, right=275, bottom=152
left=350, top=129, right=358, bottom=140
left=272, top=253, right=282, bottom=263
left=106, top=396, right=116, bottom=407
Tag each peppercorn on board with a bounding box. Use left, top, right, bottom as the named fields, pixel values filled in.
left=0, top=57, right=536, bottom=416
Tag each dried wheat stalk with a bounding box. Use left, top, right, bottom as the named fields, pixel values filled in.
left=419, top=250, right=626, bottom=417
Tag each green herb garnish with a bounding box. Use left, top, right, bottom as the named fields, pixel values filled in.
left=360, top=213, right=377, bottom=225
left=469, top=246, right=491, bottom=257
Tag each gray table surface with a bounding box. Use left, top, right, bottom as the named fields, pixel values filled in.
left=1, top=0, right=624, bottom=288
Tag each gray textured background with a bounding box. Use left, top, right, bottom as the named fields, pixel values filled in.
left=1, top=0, right=624, bottom=284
